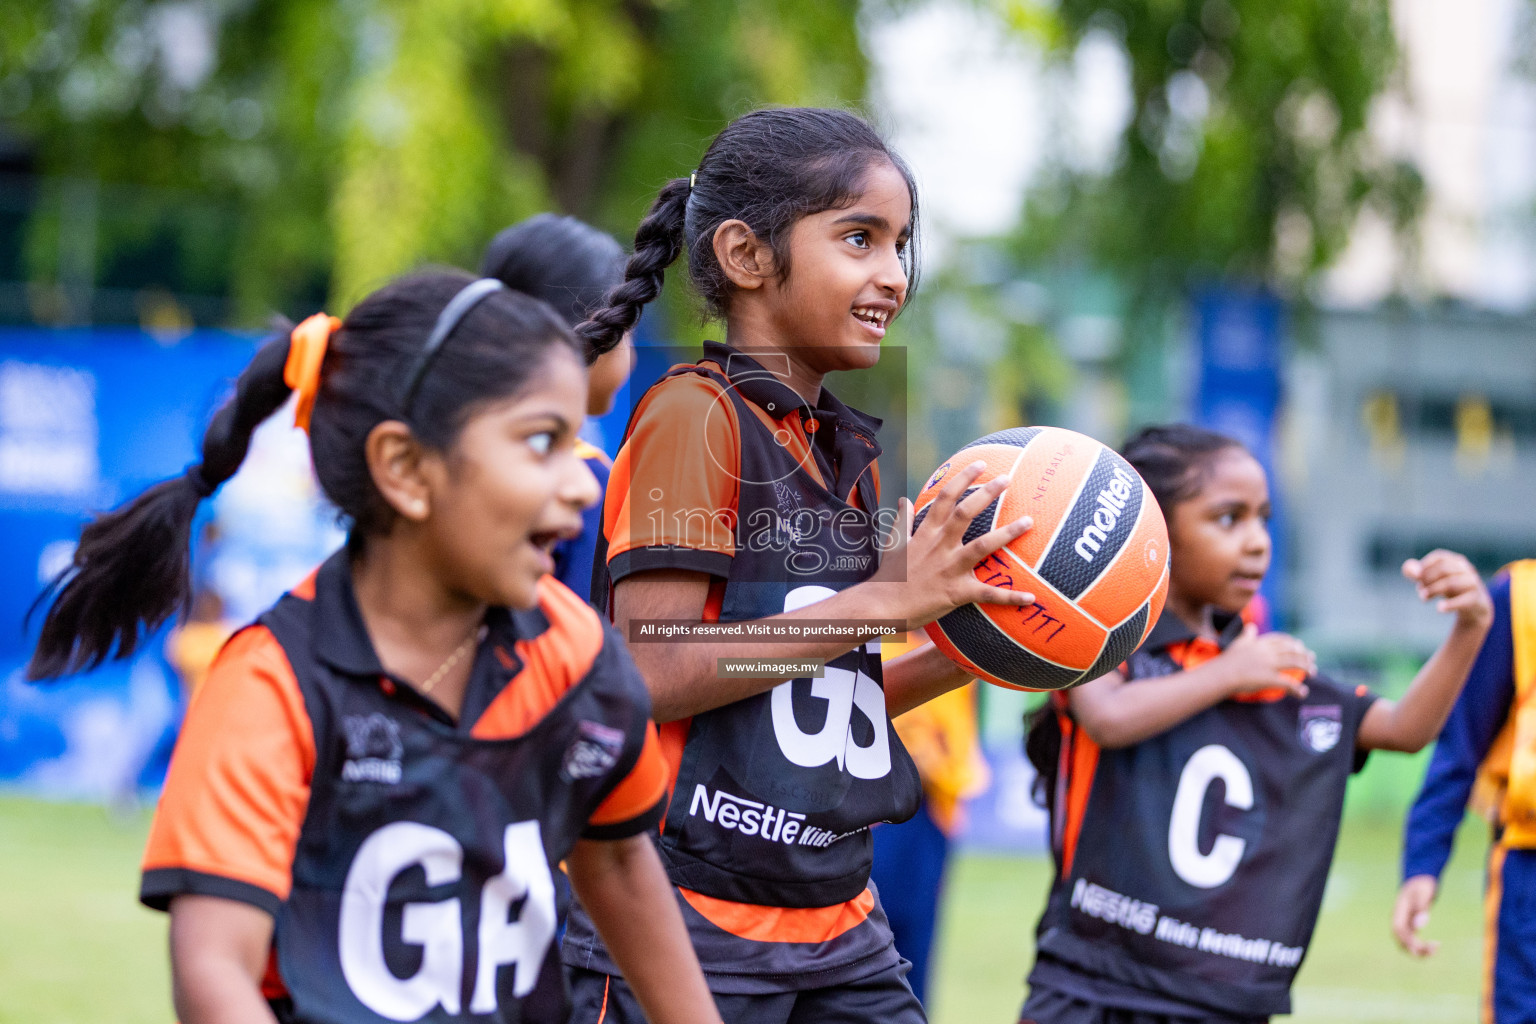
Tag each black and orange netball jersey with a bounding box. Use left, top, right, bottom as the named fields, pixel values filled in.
left=141, top=552, right=666, bottom=1024
left=1032, top=612, right=1377, bottom=1019
left=566, top=341, right=921, bottom=991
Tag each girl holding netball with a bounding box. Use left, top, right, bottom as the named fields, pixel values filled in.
left=562, top=107, right=1036, bottom=1022
left=1022, top=423, right=1492, bottom=1024
left=29, top=271, right=723, bottom=1024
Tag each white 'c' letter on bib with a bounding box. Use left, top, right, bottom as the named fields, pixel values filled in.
left=1168, top=744, right=1253, bottom=889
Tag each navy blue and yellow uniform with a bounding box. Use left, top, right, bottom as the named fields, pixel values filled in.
left=563, top=342, right=924, bottom=1017
left=140, top=552, right=668, bottom=1024
left=1402, top=566, right=1536, bottom=1024
left=1024, top=612, right=1377, bottom=1024
left=550, top=438, right=612, bottom=604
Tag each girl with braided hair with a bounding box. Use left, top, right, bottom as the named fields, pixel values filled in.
left=28, top=271, right=723, bottom=1024
left=561, top=107, right=1038, bottom=1023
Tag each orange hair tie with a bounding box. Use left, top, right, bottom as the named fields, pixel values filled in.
left=285, top=313, right=340, bottom=432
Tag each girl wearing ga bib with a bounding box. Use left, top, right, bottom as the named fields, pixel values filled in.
left=30, top=271, right=722, bottom=1024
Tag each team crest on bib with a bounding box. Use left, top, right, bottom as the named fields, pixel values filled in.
left=1298, top=705, right=1342, bottom=753
left=342, top=713, right=403, bottom=783
left=561, top=721, right=625, bottom=781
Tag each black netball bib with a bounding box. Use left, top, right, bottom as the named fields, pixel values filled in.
left=262, top=559, right=652, bottom=1023
left=597, top=349, right=922, bottom=908
left=1036, top=619, right=1376, bottom=1017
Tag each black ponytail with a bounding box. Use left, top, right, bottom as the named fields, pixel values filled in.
left=578, top=108, right=922, bottom=356
left=28, top=269, right=580, bottom=681
left=1024, top=699, right=1062, bottom=815
left=27, top=336, right=294, bottom=679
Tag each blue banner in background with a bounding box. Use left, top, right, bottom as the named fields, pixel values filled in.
left=0, top=330, right=257, bottom=658
left=1194, top=287, right=1286, bottom=623
left=1, top=314, right=671, bottom=803
left=0, top=328, right=340, bottom=801
left=962, top=743, right=1047, bottom=853
left=579, top=314, right=673, bottom=455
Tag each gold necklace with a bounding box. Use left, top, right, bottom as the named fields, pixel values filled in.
left=418, top=623, right=487, bottom=695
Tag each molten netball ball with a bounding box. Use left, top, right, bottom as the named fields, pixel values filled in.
left=915, top=426, right=1169, bottom=690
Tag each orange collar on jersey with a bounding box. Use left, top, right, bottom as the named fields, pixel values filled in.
left=285, top=313, right=341, bottom=433
left=699, top=339, right=883, bottom=436
left=300, top=550, right=525, bottom=692
left=1149, top=609, right=1297, bottom=703
left=1141, top=607, right=1245, bottom=653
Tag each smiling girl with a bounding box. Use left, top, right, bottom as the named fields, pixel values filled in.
left=28, top=272, right=722, bottom=1024
left=559, top=107, right=1036, bottom=1023
left=1021, top=423, right=1492, bottom=1024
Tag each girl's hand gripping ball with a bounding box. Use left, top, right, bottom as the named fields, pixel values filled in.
left=914, top=427, right=1170, bottom=691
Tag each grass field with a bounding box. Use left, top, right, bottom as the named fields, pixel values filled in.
left=0, top=795, right=1492, bottom=1023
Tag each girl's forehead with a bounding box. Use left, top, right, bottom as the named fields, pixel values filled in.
left=1197, top=448, right=1268, bottom=495
left=857, top=161, right=913, bottom=218
left=467, top=347, right=586, bottom=422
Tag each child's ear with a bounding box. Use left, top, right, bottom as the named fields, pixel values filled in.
left=365, top=421, right=434, bottom=523
left=713, top=220, right=775, bottom=290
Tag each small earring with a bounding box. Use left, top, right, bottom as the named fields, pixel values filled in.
left=413, top=501, right=428, bottom=517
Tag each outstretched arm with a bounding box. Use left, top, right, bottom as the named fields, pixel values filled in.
left=1067, top=624, right=1313, bottom=749
left=1392, top=577, right=1515, bottom=958
left=566, top=835, right=723, bottom=1024
left=1359, top=551, right=1494, bottom=752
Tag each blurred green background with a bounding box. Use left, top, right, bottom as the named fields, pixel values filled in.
left=0, top=0, right=1422, bottom=378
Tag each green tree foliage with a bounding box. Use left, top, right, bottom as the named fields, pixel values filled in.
left=1009, top=0, right=1422, bottom=301
left=0, top=0, right=868, bottom=323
